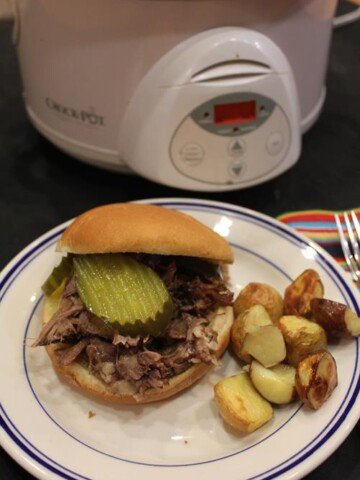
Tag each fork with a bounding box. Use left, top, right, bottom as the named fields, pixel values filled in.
left=335, top=211, right=360, bottom=282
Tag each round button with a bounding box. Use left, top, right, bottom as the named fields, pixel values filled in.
left=266, top=132, right=284, bottom=156
left=228, top=139, right=246, bottom=158
left=180, top=143, right=204, bottom=165
left=228, top=160, right=245, bottom=179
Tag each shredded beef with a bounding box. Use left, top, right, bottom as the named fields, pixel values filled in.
left=56, top=338, right=90, bottom=366
left=116, top=353, right=146, bottom=381
left=166, top=317, right=188, bottom=340
left=33, top=296, right=113, bottom=346
left=161, top=342, right=195, bottom=373
left=32, top=296, right=84, bottom=347
left=86, top=338, right=117, bottom=364
left=63, top=276, right=77, bottom=297
left=194, top=337, right=214, bottom=364
left=146, top=371, right=166, bottom=389
left=161, top=260, right=177, bottom=287
left=86, top=338, right=117, bottom=384
left=77, top=311, right=114, bottom=339
left=113, top=333, right=150, bottom=348
left=33, top=255, right=233, bottom=393
left=137, top=350, right=162, bottom=365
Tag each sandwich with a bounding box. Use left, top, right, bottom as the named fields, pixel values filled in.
left=33, top=203, right=234, bottom=403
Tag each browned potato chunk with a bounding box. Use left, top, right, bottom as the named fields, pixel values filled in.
left=278, top=315, right=327, bottom=365
left=214, top=372, right=273, bottom=433
left=284, top=269, right=324, bottom=317
left=231, top=305, right=272, bottom=362
left=249, top=361, right=297, bottom=404
left=295, top=350, right=338, bottom=409
left=311, top=298, right=360, bottom=337
left=234, top=282, right=284, bottom=323
left=242, top=325, right=286, bottom=368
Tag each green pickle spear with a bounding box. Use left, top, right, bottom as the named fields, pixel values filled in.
left=42, top=256, right=73, bottom=296
left=73, top=254, right=173, bottom=336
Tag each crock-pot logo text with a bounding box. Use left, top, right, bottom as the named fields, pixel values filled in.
left=45, top=98, right=105, bottom=126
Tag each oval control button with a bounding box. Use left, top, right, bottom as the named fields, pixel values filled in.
left=266, top=132, right=284, bottom=155
left=180, top=143, right=204, bottom=165
left=228, top=160, right=245, bottom=179
left=228, top=139, right=246, bottom=157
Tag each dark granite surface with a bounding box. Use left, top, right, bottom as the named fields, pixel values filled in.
left=0, top=7, right=359, bottom=480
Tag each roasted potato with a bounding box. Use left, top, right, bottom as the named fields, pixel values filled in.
left=311, top=298, right=360, bottom=337
left=233, top=282, right=284, bottom=323
left=231, top=305, right=272, bottom=362
left=295, top=350, right=338, bottom=409
left=278, top=315, right=327, bottom=365
left=242, top=325, right=286, bottom=368
left=284, top=269, right=324, bottom=317
left=249, top=361, right=297, bottom=405
left=214, top=372, right=273, bottom=433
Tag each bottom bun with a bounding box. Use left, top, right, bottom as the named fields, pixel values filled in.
left=43, top=301, right=233, bottom=404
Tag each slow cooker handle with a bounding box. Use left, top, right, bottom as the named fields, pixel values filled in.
left=0, top=0, right=13, bottom=21
left=334, top=0, right=360, bottom=27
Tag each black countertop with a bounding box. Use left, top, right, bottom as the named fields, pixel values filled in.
left=0, top=10, right=359, bottom=480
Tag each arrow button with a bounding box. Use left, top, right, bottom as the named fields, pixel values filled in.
left=228, top=160, right=245, bottom=179
left=228, top=139, right=246, bottom=157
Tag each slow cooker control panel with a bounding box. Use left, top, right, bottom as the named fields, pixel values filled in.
left=170, top=93, right=290, bottom=185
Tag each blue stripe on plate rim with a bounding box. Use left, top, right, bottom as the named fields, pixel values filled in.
left=0, top=201, right=358, bottom=478
left=0, top=199, right=359, bottom=480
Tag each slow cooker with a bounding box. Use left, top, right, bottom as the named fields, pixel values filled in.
left=1, top=0, right=339, bottom=190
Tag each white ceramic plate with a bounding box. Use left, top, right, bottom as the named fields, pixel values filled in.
left=1, top=198, right=359, bottom=480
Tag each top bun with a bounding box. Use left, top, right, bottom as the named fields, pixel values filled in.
left=57, top=203, right=233, bottom=264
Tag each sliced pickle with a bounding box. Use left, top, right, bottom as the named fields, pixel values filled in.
left=42, top=256, right=73, bottom=296
left=43, top=282, right=66, bottom=320
left=73, top=254, right=173, bottom=336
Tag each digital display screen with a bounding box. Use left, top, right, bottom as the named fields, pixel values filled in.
left=214, top=101, right=256, bottom=125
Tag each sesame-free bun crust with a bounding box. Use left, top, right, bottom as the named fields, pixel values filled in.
left=57, top=203, right=233, bottom=264
left=43, top=299, right=233, bottom=404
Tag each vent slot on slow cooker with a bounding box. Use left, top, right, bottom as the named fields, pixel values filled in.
left=191, top=60, right=271, bottom=84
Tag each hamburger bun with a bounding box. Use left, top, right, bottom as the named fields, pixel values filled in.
left=57, top=203, right=233, bottom=264
left=43, top=296, right=233, bottom=404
